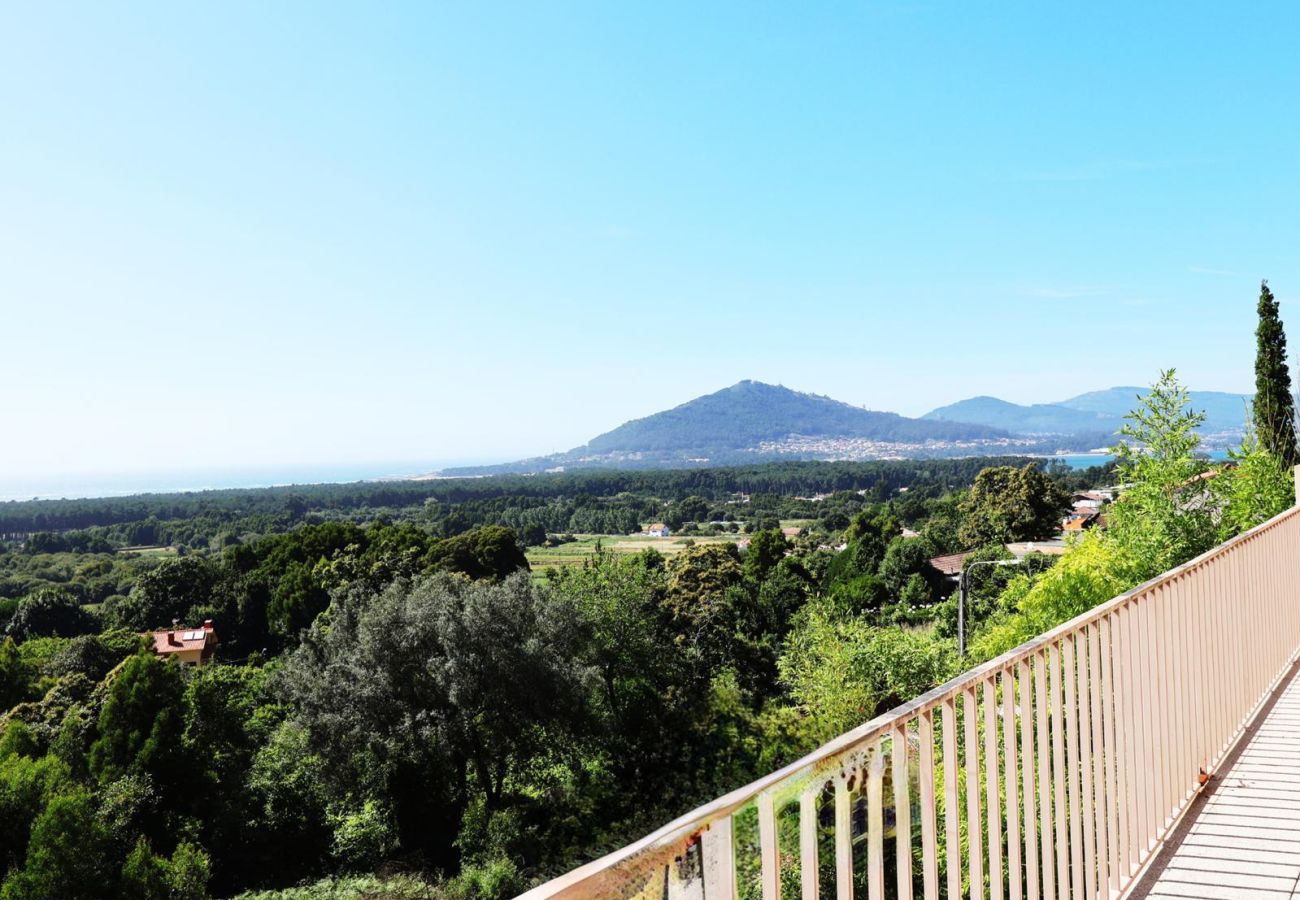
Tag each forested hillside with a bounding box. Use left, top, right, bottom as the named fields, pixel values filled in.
left=583, top=380, right=1008, bottom=452
left=922, top=395, right=1119, bottom=435
left=925, top=386, right=1251, bottom=438
left=440, top=382, right=1042, bottom=476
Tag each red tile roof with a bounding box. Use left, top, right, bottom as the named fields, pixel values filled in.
left=148, top=620, right=217, bottom=662
left=928, top=551, right=973, bottom=577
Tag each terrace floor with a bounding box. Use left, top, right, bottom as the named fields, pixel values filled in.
left=1135, top=660, right=1300, bottom=900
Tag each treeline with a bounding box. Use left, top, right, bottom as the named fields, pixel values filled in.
left=0, top=456, right=1106, bottom=538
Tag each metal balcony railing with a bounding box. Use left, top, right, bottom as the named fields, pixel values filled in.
left=519, top=495, right=1300, bottom=900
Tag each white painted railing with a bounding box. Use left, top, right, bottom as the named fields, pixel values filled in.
left=519, top=498, right=1300, bottom=900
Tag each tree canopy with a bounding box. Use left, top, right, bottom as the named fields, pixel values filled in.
left=1254, top=280, right=1299, bottom=467
left=957, top=464, right=1070, bottom=548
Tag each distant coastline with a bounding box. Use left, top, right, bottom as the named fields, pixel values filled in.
left=0, top=460, right=501, bottom=503
left=1, top=448, right=1237, bottom=503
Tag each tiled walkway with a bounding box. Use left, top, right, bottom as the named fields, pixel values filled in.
left=1138, top=665, right=1300, bottom=899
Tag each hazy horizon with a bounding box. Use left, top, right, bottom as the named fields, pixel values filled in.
left=0, top=372, right=1249, bottom=500
left=6, top=3, right=1298, bottom=479
left=3, top=375, right=1250, bottom=492
left=0, top=459, right=505, bottom=504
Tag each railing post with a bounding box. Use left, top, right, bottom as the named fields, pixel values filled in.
left=701, top=818, right=736, bottom=900
left=757, top=793, right=779, bottom=900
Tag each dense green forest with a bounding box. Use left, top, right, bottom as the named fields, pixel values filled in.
left=0, top=456, right=1091, bottom=553
left=0, top=372, right=1289, bottom=898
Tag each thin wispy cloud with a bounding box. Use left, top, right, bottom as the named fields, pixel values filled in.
left=1189, top=265, right=1245, bottom=277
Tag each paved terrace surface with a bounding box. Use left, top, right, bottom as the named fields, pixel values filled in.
left=1135, top=660, right=1300, bottom=900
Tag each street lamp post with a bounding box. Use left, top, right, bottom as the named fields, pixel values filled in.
left=957, top=557, right=1027, bottom=658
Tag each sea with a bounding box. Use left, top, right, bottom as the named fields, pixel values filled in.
left=1051, top=454, right=1117, bottom=470
left=0, top=450, right=1236, bottom=502
left=1050, top=450, right=1231, bottom=470
left=0, top=460, right=500, bottom=503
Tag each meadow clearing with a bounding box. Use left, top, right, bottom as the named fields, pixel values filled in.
left=524, top=520, right=818, bottom=574
left=525, top=532, right=746, bottom=574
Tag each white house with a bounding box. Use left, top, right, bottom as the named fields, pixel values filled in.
left=647, top=523, right=671, bottom=537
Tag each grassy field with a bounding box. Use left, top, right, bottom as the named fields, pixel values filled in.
left=526, top=532, right=745, bottom=574
left=115, top=545, right=180, bottom=557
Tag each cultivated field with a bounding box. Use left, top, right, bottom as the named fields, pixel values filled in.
left=526, top=532, right=745, bottom=574
left=115, top=545, right=180, bottom=557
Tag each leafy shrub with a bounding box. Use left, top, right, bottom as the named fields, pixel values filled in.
left=5, top=590, right=94, bottom=642
left=779, top=599, right=956, bottom=741
left=329, top=799, right=397, bottom=870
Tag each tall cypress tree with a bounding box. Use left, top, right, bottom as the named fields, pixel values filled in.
left=1254, top=279, right=1299, bottom=467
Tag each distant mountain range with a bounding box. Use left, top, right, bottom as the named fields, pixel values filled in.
left=436, top=381, right=1252, bottom=477
left=923, top=387, right=1251, bottom=437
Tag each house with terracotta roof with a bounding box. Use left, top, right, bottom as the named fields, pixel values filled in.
left=1063, top=506, right=1104, bottom=532
left=928, top=551, right=974, bottom=579
left=149, top=620, right=218, bottom=667
left=646, top=523, right=671, bottom=537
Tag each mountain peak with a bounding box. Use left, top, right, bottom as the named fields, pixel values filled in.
left=727, top=379, right=797, bottom=394
left=580, top=381, right=1006, bottom=455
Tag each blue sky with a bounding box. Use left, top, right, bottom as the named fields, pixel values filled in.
left=4, top=2, right=1300, bottom=478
